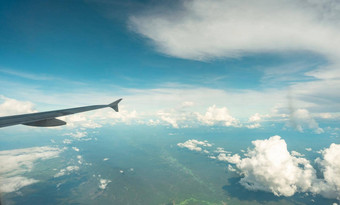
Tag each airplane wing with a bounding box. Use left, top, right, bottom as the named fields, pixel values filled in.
left=0, top=98, right=122, bottom=128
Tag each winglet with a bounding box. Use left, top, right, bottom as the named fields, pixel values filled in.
left=108, top=98, right=122, bottom=112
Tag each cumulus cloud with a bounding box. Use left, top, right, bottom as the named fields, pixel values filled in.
left=249, top=113, right=262, bottom=122
left=59, top=114, right=102, bottom=129
left=318, top=113, right=333, bottom=119
left=63, top=139, right=72, bottom=144
left=218, top=136, right=317, bottom=196
left=196, top=105, right=240, bottom=127
left=77, top=155, right=83, bottom=164
left=216, top=135, right=340, bottom=200
left=0, top=96, right=36, bottom=116
left=157, top=111, right=179, bottom=128
left=90, top=105, right=138, bottom=125
left=54, top=166, right=80, bottom=178
left=99, top=179, right=111, bottom=190
left=228, top=164, right=237, bottom=172
left=246, top=113, right=273, bottom=129
left=217, top=153, right=241, bottom=164
left=214, top=147, right=230, bottom=154
left=0, top=146, right=62, bottom=193
left=291, top=150, right=304, bottom=157
left=155, top=103, right=199, bottom=128
left=63, top=131, right=87, bottom=139
left=177, top=139, right=212, bottom=152
left=290, top=108, right=324, bottom=134
left=178, top=135, right=340, bottom=199
left=130, top=0, right=340, bottom=61
left=246, top=113, right=262, bottom=129
left=314, top=143, right=340, bottom=200
left=245, top=123, right=261, bottom=129
left=146, top=119, right=161, bottom=126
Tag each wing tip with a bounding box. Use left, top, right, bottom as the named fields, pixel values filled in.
left=109, top=98, right=122, bottom=112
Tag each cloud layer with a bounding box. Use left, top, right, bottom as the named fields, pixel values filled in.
left=130, top=0, right=340, bottom=61
left=0, top=146, right=62, bottom=193
left=1, top=94, right=330, bottom=135
left=129, top=0, right=340, bottom=124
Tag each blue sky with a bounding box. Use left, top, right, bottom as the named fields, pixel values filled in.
left=0, top=0, right=328, bottom=90
left=1, top=0, right=340, bottom=203
left=1, top=0, right=340, bottom=138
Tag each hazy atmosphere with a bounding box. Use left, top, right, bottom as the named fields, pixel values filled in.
left=0, top=0, right=340, bottom=204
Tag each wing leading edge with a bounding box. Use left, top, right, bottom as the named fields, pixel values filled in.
left=0, top=98, right=122, bottom=128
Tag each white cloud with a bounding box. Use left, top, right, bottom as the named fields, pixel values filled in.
left=177, top=139, right=212, bottom=152
left=157, top=111, right=179, bottom=128
left=0, top=85, right=335, bottom=133
left=228, top=164, right=237, bottom=172
left=0, top=176, right=39, bottom=193
left=217, top=153, right=241, bottom=164
left=77, top=155, right=83, bottom=164
left=72, top=147, right=80, bottom=152
left=249, top=113, right=262, bottom=122
left=127, top=0, right=340, bottom=125
left=291, top=150, right=304, bottom=157
left=306, top=148, right=312, bottom=152
left=214, top=147, right=229, bottom=154
left=63, top=139, right=72, bottom=144
left=54, top=166, right=80, bottom=178
left=90, top=105, right=138, bottom=125
left=215, top=135, right=340, bottom=200
left=0, top=96, right=36, bottom=116
left=130, top=0, right=340, bottom=61
left=318, top=113, right=333, bottom=119
left=182, top=101, right=194, bottom=107
left=222, top=136, right=316, bottom=197
left=196, top=105, right=240, bottom=127
left=245, top=123, right=261, bottom=129
left=59, top=114, right=102, bottom=129
left=0, top=146, right=62, bottom=193
left=246, top=113, right=273, bottom=129
left=146, top=119, right=161, bottom=126
left=290, top=108, right=324, bottom=134
left=246, top=113, right=263, bottom=129
left=63, top=131, right=87, bottom=139
left=314, top=143, right=340, bottom=200
left=99, top=179, right=111, bottom=190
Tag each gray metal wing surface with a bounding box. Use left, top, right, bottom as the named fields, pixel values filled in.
left=0, top=98, right=122, bottom=128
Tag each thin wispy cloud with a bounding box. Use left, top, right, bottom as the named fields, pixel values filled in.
left=130, top=0, right=340, bottom=61
left=0, top=68, right=55, bottom=81
left=0, top=146, right=63, bottom=193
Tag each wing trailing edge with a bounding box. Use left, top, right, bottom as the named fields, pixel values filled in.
left=23, top=118, right=66, bottom=127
